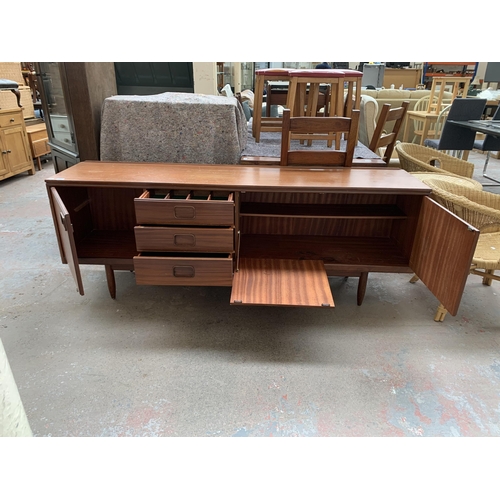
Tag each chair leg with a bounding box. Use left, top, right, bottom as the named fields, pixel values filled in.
left=483, top=151, right=491, bottom=176
left=434, top=303, right=448, bottom=322
left=483, top=269, right=494, bottom=286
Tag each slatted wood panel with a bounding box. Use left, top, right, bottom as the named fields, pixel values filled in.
left=231, top=258, right=334, bottom=307
left=410, top=197, right=479, bottom=316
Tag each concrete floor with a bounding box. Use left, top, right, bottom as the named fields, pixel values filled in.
left=1, top=153, right=500, bottom=437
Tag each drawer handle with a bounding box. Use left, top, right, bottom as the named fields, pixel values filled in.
left=174, top=234, right=196, bottom=246
left=174, top=206, right=196, bottom=219
left=173, top=266, right=195, bottom=278
left=10, top=118, right=15, bottom=122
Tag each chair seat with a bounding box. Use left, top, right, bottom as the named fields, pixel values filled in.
left=341, top=70, right=363, bottom=77
left=474, top=232, right=500, bottom=269
left=0, top=79, right=19, bottom=89
left=255, top=69, right=290, bottom=77
left=410, top=172, right=483, bottom=190
left=288, top=69, right=345, bottom=78
left=423, top=138, right=439, bottom=148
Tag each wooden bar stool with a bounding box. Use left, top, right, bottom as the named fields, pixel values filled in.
left=427, top=76, right=471, bottom=114
left=286, top=69, right=345, bottom=118
left=252, top=68, right=291, bottom=143
left=403, top=76, right=471, bottom=145
left=286, top=69, right=345, bottom=147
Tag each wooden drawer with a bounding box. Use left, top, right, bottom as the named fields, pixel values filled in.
left=135, top=226, right=234, bottom=252
left=28, top=129, right=48, bottom=142
left=32, top=138, right=51, bottom=157
left=0, top=112, right=23, bottom=128
left=134, top=252, right=233, bottom=286
left=135, top=190, right=234, bottom=226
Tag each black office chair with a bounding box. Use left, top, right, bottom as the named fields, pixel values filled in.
left=424, top=98, right=487, bottom=157
left=473, top=106, right=500, bottom=180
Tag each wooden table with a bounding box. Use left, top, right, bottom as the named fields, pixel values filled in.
left=45, top=161, right=478, bottom=317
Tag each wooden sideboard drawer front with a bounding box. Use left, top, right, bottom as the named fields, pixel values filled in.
left=0, top=113, right=23, bottom=128
left=135, top=226, right=234, bottom=252
left=134, top=254, right=233, bottom=286
left=135, top=190, right=234, bottom=226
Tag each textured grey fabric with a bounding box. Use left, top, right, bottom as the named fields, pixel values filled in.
left=100, top=92, right=247, bottom=164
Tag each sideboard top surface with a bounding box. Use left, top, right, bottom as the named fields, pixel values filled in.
left=45, top=161, right=431, bottom=195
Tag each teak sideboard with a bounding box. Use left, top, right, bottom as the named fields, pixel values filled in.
left=45, top=162, right=479, bottom=317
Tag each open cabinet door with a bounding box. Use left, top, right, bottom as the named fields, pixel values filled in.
left=50, top=187, right=84, bottom=295
left=410, top=197, right=479, bottom=316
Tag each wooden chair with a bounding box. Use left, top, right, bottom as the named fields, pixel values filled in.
left=427, top=76, right=471, bottom=114
left=280, top=109, right=360, bottom=167
left=368, top=100, right=410, bottom=164
left=403, top=77, right=470, bottom=145
left=408, top=176, right=500, bottom=321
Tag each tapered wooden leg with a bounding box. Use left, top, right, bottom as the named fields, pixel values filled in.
left=105, top=265, right=116, bottom=299
left=409, top=274, right=420, bottom=284
left=483, top=269, right=494, bottom=286
left=434, top=303, right=447, bottom=322
left=357, top=272, right=368, bottom=306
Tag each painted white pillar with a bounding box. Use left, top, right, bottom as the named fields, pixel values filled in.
left=0, top=339, right=32, bottom=437
left=233, top=62, right=242, bottom=94
left=193, top=62, right=218, bottom=96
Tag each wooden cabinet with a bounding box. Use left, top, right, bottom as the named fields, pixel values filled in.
left=0, top=109, right=34, bottom=181
left=45, top=162, right=479, bottom=318
left=35, top=62, right=117, bottom=173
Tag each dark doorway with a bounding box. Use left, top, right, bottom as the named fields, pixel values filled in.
left=114, top=62, right=194, bottom=95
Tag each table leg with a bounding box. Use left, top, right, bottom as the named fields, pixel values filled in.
left=105, top=264, right=116, bottom=299
left=357, top=272, right=368, bottom=306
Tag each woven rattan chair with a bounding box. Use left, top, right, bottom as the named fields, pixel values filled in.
left=396, top=142, right=475, bottom=179
left=410, top=172, right=483, bottom=190
left=409, top=176, right=500, bottom=321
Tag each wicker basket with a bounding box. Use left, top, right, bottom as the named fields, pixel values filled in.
left=396, top=142, right=475, bottom=179
left=0, top=62, right=24, bottom=85
left=0, top=87, right=35, bottom=119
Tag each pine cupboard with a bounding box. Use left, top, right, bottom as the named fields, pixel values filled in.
left=0, top=109, right=34, bottom=181
left=46, top=162, right=479, bottom=317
